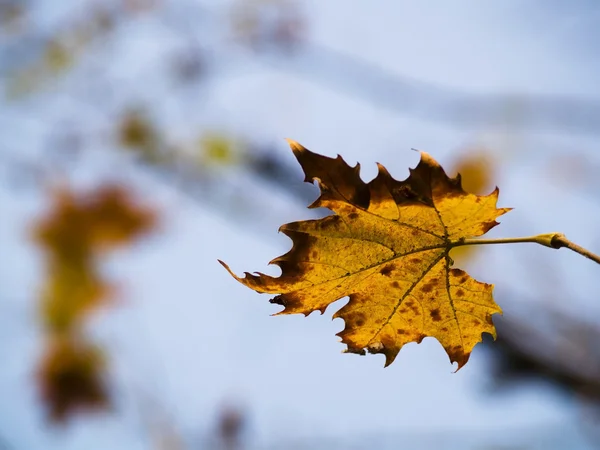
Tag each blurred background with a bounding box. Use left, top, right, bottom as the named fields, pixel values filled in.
left=1, top=0, right=600, bottom=448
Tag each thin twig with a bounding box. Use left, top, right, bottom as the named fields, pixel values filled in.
left=454, top=235, right=555, bottom=247
left=550, top=233, right=600, bottom=265
left=453, top=233, right=600, bottom=266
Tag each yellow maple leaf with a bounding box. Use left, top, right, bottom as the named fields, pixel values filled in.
left=220, top=140, right=511, bottom=369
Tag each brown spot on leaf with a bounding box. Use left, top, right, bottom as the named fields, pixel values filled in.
left=456, top=289, right=464, bottom=297
left=416, top=333, right=426, bottom=344
left=405, top=300, right=420, bottom=315
left=430, top=308, right=441, bottom=321
left=441, top=327, right=448, bottom=332
left=397, top=329, right=406, bottom=334
left=353, top=312, right=366, bottom=327
left=380, top=265, right=393, bottom=276
left=449, top=268, right=463, bottom=277
left=348, top=212, right=359, bottom=220
left=420, top=283, right=434, bottom=293
left=311, top=250, right=318, bottom=259
left=410, top=258, right=421, bottom=264
left=391, top=281, right=399, bottom=288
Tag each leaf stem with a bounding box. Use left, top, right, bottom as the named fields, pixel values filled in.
left=452, top=233, right=600, bottom=266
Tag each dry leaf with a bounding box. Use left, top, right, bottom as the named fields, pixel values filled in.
left=33, top=184, right=156, bottom=330
left=34, top=185, right=157, bottom=262
left=40, top=264, right=111, bottom=332
left=33, top=184, right=158, bottom=422
left=221, top=140, right=511, bottom=369
left=38, top=338, right=108, bottom=422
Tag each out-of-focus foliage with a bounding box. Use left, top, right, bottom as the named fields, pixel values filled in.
left=34, top=185, right=157, bottom=263
left=215, top=404, right=246, bottom=450
left=3, top=0, right=161, bottom=99
left=118, top=109, right=164, bottom=163
left=198, top=132, right=243, bottom=167
left=37, top=337, right=108, bottom=422
left=39, top=263, right=110, bottom=332
left=230, top=0, right=306, bottom=51
left=0, top=2, right=26, bottom=34
left=32, top=184, right=158, bottom=421
left=451, top=148, right=496, bottom=196
left=222, top=140, right=509, bottom=369
left=5, top=8, right=114, bottom=98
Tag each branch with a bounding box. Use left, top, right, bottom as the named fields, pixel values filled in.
left=550, top=233, right=600, bottom=265
left=454, top=233, right=600, bottom=265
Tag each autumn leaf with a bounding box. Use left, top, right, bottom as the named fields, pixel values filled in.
left=34, top=185, right=157, bottom=263
left=40, top=264, right=111, bottom=332
left=33, top=184, right=156, bottom=331
left=221, top=140, right=511, bottom=369
left=38, top=337, right=108, bottom=422
left=32, top=184, right=157, bottom=422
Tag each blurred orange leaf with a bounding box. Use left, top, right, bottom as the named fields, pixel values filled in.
left=33, top=183, right=156, bottom=329
left=38, top=337, right=108, bottom=423
left=34, top=184, right=157, bottom=263
left=33, top=184, right=158, bottom=422
left=451, top=148, right=496, bottom=196
left=40, top=265, right=111, bottom=332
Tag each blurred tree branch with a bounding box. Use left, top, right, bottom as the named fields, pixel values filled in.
left=3, top=0, right=600, bottom=135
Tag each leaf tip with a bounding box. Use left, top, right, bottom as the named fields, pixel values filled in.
left=217, top=259, right=231, bottom=272
left=418, top=151, right=441, bottom=168
left=382, top=347, right=400, bottom=368
left=285, top=138, right=304, bottom=153
left=451, top=353, right=471, bottom=373
left=218, top=259, right=245, bottom=284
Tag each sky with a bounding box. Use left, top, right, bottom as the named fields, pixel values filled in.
left=1, top=1, right=600, bottom=449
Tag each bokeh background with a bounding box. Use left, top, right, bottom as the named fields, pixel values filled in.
left=1, top=0, right=600, bottom=449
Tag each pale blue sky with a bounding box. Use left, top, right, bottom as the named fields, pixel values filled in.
left=1, top=1, right=600, bottom=449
